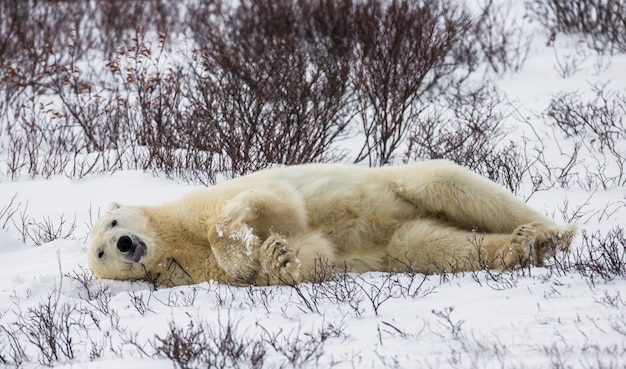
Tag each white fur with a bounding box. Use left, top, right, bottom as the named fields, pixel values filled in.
left=88, top=160, right=576, bottom=286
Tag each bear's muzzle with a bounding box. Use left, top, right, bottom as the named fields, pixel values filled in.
left=117, top=235, right=147, bottom=263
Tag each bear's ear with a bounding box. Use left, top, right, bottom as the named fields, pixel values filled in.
left=107, top=202, right=123, bottom=211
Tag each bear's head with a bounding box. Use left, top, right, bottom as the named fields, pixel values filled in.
left=88, top=202, right=159, bottom=281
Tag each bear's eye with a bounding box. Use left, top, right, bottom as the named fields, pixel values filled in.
left=111, top=220, right=117, bottom=227
left=98, top=250, right=105, bottom=259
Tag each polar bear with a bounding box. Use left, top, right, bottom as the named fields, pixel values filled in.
left=88, top=160, right=576, bottom=287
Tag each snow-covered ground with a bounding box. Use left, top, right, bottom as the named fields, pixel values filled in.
left=1, top=2, right=625, bottom=368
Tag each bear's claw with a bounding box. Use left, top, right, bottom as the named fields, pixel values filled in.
left=501, top=222, right=576, bottom=270
left=531, top=224, right=576, bottom=266
left=501, top=224, right=537, bottom=269
left=257, top=234, right=301, bottom=285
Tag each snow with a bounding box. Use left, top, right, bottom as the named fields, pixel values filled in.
left=1, top=2, right=626, bottom=369
left=2, top=179, right=624, bottom=369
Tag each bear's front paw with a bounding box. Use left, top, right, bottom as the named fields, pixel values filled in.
left=257, top=234, right=301, bottom=285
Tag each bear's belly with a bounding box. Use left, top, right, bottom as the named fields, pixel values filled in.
left=298, top=180, right=421, bottom=253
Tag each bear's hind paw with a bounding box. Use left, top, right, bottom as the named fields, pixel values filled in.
left=532, top=224, right=577, bottom=266
left=502, top=222, right=576, bottom=269
left=500, top=224, right=537, bottom=269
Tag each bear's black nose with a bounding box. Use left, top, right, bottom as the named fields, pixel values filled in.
left=117, top=235, right=133, bottom=253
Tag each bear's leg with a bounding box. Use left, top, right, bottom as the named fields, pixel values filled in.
left=392, top=160, right=559, bottom=233
left=208, top=186, right=312, bottom=284
left=385, top=219, right=576, bottom=273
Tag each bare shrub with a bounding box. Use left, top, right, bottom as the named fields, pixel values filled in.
left=184, top=0, right=530, bottom=171
left=65, top=266, right=116, bottom=316
left=0, top=1, right=90, bottom=114
left=546, top=86, right=626, bottom=149
left=11, top=205, right=77, bottom=246
left=289, top=265, right=434, bottom=317
left=5, top=99, right=87, bottom=179
left=154, top=318, right=266, bottom=369
left=188, top=0, right=354, bottom=176
left=3, top=294, right=90, bottom=367
left=574, top=227, right=626, bottom=281
left=0, top=1, right=175, bottom=180
left=260, top=321, right=344, bottom=368
left=355, top=274, right=400, bottom=316
left=310, top=265, right=366, bottom=317
left=351, top=0, right=472, bottom=166
left=94, top=0, right=182, bottom=58
left=244, top=286, right=275, bottom=313
left=465, top=230, right=524, bottom=290
left=154, top=321, right=208, bottom=369
left=548, top=225, right=626, bottom=284
left=404, top=84, right=505, bottom=164
left=0, top=323, right=28, bottom=367
left=525, top=0, right=626, bottom=54
left=353, top=0, right=530, bottom=166
left=1, top=0, right=532, bottom=181
left=34, top=215, right=77, bottom=246
left=287, top=282, right=323, bottom=315
left=402, top=84, right=530, bottom=193
left=545, top=84, right=626, bottom=188
left=0, top=1, right=220, bottom=183
left=0, top=194, right=21, bottom=230
left=479, top=141, right=530, bottom=195
left=107, top=30, right=204, bottom=180
left=595, top=290, right=626, bottom=309
left=0, top=0, right=181, bottom=80
left=128, top=291, right=154, bottom=315
left=469, top=0, right=531, bottom=74
left=289, top=271, right=363, bottom=316
left=1, top=3, right=129, bottom=179
left=1, top=195, right=77, bottom=246
left=0, top=336, right=6, bottom=365
left=432, top=306, right=465, bottom=340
